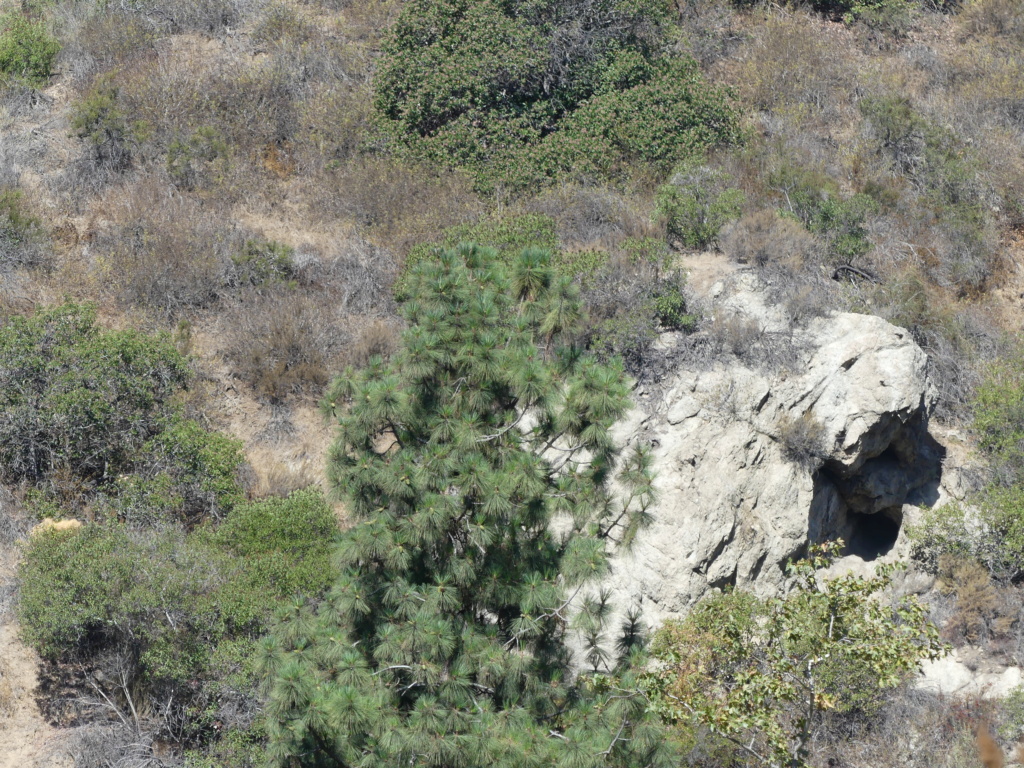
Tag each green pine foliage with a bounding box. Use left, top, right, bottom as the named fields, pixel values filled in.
left=263, top=244, right=666, bottom=767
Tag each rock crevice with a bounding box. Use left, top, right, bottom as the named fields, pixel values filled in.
left=607, top=276, right=945, bottom=624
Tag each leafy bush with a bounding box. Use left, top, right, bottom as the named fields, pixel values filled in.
left=768, top=161, right=877, bottom=266
left=643, top=543, right=945, bottom=768
left=655, top=163, right=745, bottom=250
left=0, top=304, right=190, bottom=486
left=167, top=127, right=230, bottom=191
left=0, top=303, right=245, bottom=523
left=106, top=416, right=247, bottom=527
left=375, top=0, right=740, bottom=189
left=71, top=77, right=147, bottom=173
left=0, top=12, right=59, bottom=87
left=18, top=489, right=336, bottom=754
left=584, top=260, right=696, bottom=378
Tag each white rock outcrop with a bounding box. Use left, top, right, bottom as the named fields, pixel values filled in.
left=607, top=275, right=944, bottom=626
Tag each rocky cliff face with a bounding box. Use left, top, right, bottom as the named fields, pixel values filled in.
left=607, top=274, right=946, bottom=625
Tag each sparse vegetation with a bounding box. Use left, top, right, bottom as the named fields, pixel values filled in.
left=3, top=0, right=1024, bottom=764
left=777, top=411, right=829, bottom=471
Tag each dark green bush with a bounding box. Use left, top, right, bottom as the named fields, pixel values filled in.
left=106, top=416, right=247, bottom=526
left=973, top=347, right=1024, bottom=486
left=18, top=489, right=336, bottom=751
left=375, top=0, right=740, bottom=189
left=0, top=303, right=244, bottom=522
left=0, top=12, right=59, bottom=87
left=0, top=304, right=190, bottom=486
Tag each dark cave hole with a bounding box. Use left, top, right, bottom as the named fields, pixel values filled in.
left=844, top=508, right=902, bottom=561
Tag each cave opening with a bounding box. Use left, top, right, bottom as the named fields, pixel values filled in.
left=844, top=507, right=902, bottom=561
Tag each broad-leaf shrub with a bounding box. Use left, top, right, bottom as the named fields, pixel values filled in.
left=375, top=0, right=740, bottom=189
left=643, top=542, right=945, bottom=768
left=0, top=303, right=244, bottom=522
left=655, top=163, right=745, bottom=250
left=0, top=12, right=59, bottom=87
left=18, top=489, right=336, bottom=748
left=0, top=304, right=190, bottom=486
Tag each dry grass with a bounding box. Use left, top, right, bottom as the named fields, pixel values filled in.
left=526, top=184, right=648, bottom=249
left=314, top=157, right=483, bottom=254
left=88, top=178, right=239, bottom=318
left=776, top=411, right=828, bottom=471
left=218, top=289, right=346, bottom=403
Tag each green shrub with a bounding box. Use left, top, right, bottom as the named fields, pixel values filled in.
left=655, top=163, right=745, bottom=250
left=71, top=78, right=147, bottom=172
left=167, top=127, right=230, bottom=191
left=18, top=490, right=336, bottom=749
left=554, top=248, right=610, bottom=284
left=0, top=12, right=59, bottom=87
left=0, top=304, right=191, bottom=486
left=768, top=162, right=877, bottom=265
left=201, top=489, right=338, bottom=618
left=0, top=303, right=244, bottom=523
left=231, top=238, right=296, bottom=287
left=375, top=0, right=740, bottom=190
left=908, top=348, right=1024, bottom=579
left=623, top=236, right=671, bottom=268
left=509, top=59, right=742, bottom=189
left=106, top=416, right=246, bottom=526
left=585, top=268, right=696, bottom=377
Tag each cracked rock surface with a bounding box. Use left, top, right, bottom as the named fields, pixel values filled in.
left=606, top=274, right=944, bottom=625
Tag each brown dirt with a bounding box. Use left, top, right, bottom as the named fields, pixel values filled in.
left=676, top=248, right=741, bottom=296
left=0, top=622, right=72, bottom=768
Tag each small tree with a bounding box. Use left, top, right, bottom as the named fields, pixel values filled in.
left=642, top=541, right=946, bottom=768
left=262, top=244, right=665, bottom=767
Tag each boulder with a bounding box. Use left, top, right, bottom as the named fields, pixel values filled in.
left=606, top=275, right=944, bottom=626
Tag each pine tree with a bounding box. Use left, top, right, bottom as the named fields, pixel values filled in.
left=262, top=244, right=666, bottom=768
